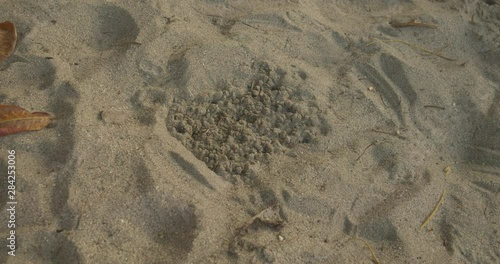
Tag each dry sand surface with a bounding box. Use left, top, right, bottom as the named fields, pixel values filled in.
left=1, top=0, right=499, bottom=263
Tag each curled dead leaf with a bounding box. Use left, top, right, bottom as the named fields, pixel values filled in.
left=0, top=21, right=17, bottom=62
left=0, top=105, right=52, bottom=137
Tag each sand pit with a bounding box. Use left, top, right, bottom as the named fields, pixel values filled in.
left=0, top=0, right=499, bottom=263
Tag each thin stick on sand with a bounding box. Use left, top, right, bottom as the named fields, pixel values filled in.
left=356, top=141, right=379, bottom=162
left=390, top=19, right=437, bottom=29
left=367, top=38, right=456, bottom=61
left=420, top=190, right=446, bottom=229
left=355, top=237, right=381, bottom=264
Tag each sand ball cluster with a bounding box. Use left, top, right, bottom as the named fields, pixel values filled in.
left=166, top=76, right=326, bottom=177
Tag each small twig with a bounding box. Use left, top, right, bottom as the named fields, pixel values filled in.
left=371, top=129, right=406, bottom=140
left=355, top=237, right=381, bottom=264
left=368, top=38, right=456, bottom=61
left=427, top=44, right=449, bottom=55
left=356, top=141, right=379, bottom=162
left=420, top=190, right=446, bottom=229
left=240, top=21, right=266, bottom=32
left=424, top=105, right=446, bottom=110
left=390, top=19, right=437, bottom=29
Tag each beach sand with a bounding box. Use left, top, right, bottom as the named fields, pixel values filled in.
left=1, top=0, right=499, bottom=263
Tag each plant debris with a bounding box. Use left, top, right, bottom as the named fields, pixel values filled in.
left=0, top=105, right=52, bottom=137
left=390, top=19, right=437, bottom=29
left=420, top=190, right=446, bottom=229
left=0, top=21, right=17, bottom=62
left=247, top=205, right=283, bottom=227
left=355, top=237, right=381, bottom=264
left=367, top=37, right=456, bottom=61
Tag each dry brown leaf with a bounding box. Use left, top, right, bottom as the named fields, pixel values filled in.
left=0, top=21, right=17, bottom=62
left=0, top=105, right=52, bottom=137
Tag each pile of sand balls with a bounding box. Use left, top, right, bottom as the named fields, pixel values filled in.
left=166, top=75, right=326, bottom=177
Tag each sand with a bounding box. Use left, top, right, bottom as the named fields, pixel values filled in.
left=1, top=0, right=499, bottom=263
